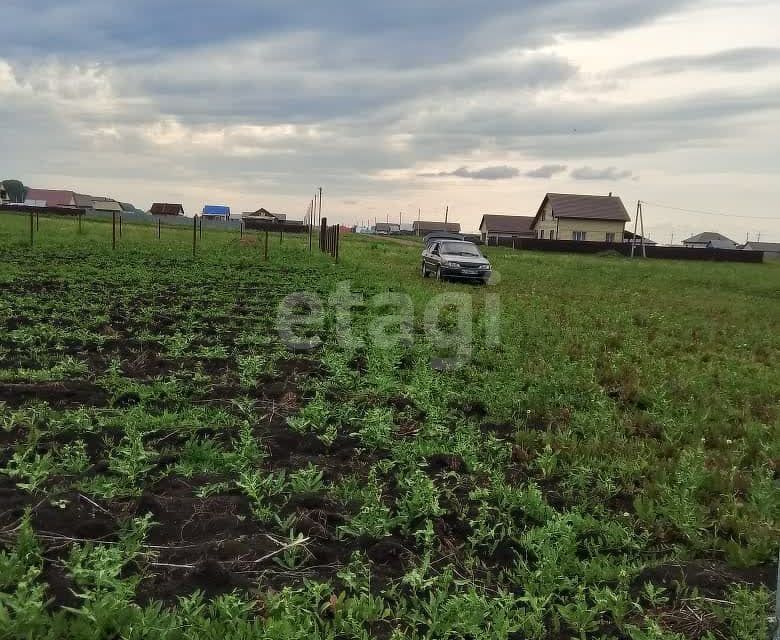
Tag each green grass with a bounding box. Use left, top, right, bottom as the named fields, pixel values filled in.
left=0, top=211, right=777, bottom=640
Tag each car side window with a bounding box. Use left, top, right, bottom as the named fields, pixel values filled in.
left=431, top=243, right=439, bottom=254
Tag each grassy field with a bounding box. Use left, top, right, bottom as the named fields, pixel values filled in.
left=0, top=212, right=777, bottom=639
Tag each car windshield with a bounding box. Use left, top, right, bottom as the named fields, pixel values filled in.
left=440, top=242, right=481, bottom=256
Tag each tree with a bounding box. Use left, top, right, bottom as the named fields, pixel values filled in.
left=1, top=179, right=27, bottom=203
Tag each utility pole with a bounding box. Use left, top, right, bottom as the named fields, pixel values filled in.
left=444, top=205, right=449, bottom=224
left=318, top=187, right=323, bottom=227
left=631, top=201, right=640, bottom=258
left=399, top=211, right=402, bottom=227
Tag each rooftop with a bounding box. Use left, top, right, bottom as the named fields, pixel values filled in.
left=540, top=193, right=631, bottom=222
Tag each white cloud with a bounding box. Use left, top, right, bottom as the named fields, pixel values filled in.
left=0, top=1, right=779, bottom=239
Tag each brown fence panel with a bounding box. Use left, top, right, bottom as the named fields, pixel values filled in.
left=243, top=219, right=309, bottom=233
left=493, top=238, right=763, bottom=263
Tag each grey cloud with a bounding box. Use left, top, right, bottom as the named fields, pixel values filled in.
left=525, top=164, right=567, bottom=178
left=420, top=166, right=520, bottom=180
left=570, top=166, right=633, bottom=180
left=622, top=47, right=780, bottom=75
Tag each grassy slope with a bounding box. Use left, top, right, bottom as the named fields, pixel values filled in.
left=0, top=213, right=777, bottom=640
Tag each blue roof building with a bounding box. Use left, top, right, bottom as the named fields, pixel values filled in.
left=202, top=205, right=231, bottom=220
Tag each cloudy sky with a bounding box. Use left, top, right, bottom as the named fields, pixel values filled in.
left=2, top=1, right=779, bottom=241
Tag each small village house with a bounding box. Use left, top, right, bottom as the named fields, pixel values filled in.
left=682, top=232, right=737, bottom=249
left=742, top=241, right=780, bottom=260
left=202, top=205, right=231, bottom=221
left=479, top=214, right=536, bottom=243
left=243, top=208, right=287, bottom=222
left=92, top=199, right=123, bottom=213
left=23, top=188, right=77, bottom=208
left=413, top=220, right=461, bottom=236
left=74, top=194, right=95, bottom=211
left=623, top=230, right=657, bottom=246
left=0, top=182, right=9, bottom=204
left=375, top=222, right=401, bottom=234
left=531, top=193, right=630, bottom=242
left=150, top=203, right=185, bottom=216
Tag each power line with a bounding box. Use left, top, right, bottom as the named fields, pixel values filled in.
left=640, top=200, right=778, bottom=221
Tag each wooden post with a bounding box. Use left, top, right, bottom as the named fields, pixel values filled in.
left=78, top=213, right=82, bottom=234
left=119, top=215, right=123, bottom=238
left=240, top=220, right=244, bottom=239
left=30, top=210, right=34, bottom=246
left=335, top=225, right=340, bottom=262
left=631, top=201, right=640, bottom=258
left=199, top=215, right=203, bottom=239
left=112, top=212, right=116, bottom=249
left=320, top=218, right=327, bottom=252
left=318, top=187, right=323, bottom=227
left=280, top=228, right=283, bottom=245
left=36, top=211, right=39, bottom=231
left=157, top=219, right=161, bottom=239
left=193, top=215, right=197, bottom=257
left=264, top=230, right=269, bottom=261
left=309, top=200, right=314, bottom=252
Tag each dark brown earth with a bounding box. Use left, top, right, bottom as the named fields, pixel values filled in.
left=0, top=381, right=109, bottom=408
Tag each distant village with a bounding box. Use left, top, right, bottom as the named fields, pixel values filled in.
left=1, top=180, right=777, bottom=259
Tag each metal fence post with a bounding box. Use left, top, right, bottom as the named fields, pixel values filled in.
left=335, top=226, right=340, bottom=262
left=30, top=210, right=34, bottom=246
left=264, top=230, right=269, bottom=261
left=112, top=212, right=116, bottom=249
left=119, top=215, right=123, bottom=238
left=36, top=211, right=39, bottom=231
left=193, top=215, right=197, bottom=257
left=773, top=549, right=779, bottom=640
left=320, top=218, right=327, bottom=251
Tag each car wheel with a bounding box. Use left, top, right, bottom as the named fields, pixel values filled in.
left=421, top=262, right=429, bottom=278
left=435, top=266, right=442, bottom=281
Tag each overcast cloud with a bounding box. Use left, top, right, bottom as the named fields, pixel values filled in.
left=1, top=1, right=778, bottom=240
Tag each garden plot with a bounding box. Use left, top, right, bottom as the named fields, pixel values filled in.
left=0, top=213, right=777, bottom=639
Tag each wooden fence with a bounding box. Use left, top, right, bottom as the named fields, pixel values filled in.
left=487, top=237, right=764, bottom=263
left=319, top=217, right=340, bottom=261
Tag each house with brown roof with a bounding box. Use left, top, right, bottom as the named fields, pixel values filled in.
left=413, top=220, right=461, bottom=236
left=150, top=203, right=185, bottom=216
left=244, top=208, right=287, bottom=222
left=531, top=193, right=630, bottom=242
left=479, top=214, right=536, bottom=243
left=23, top=188, right=77, bottom=208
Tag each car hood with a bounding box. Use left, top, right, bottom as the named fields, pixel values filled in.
left=440, top=252, right=489, bottom=266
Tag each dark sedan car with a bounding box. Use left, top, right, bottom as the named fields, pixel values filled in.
left=421, top=240, right=492, bottom=283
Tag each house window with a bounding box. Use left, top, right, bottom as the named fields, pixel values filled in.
left=606, top=232, right=615, bottom=243
left=572, top=231, right=587, bottom=241
left=549, top=230, right=554, bottom=239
